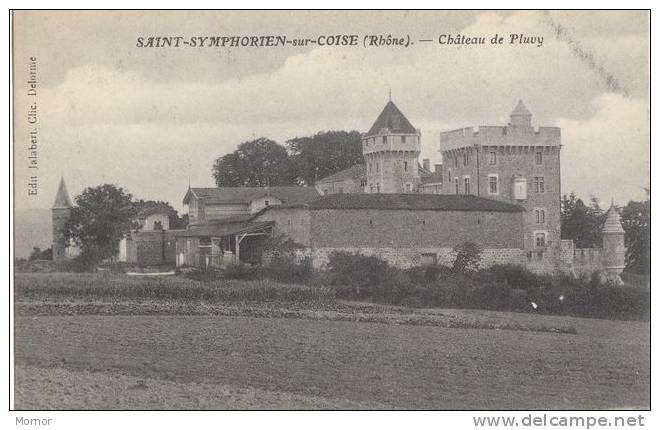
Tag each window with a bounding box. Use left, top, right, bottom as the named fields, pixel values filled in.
left=376, top=183, right=381, bottom=193
left=534, top=176, right=545, bottom=193
left=264, top=200, right=270, bottom=206
left=454, top=156, right=459, bottom=168
left=420, top=253, right=437, bottom=266
left=153, top=220, right=163, bottom=230
left=535, top=150, right=543, bottom=165
left=463, top=152, right=470, bottom=166
left=360, top=179, right=367, bottom=187
left=287, top=219, right=291, bottom=226
left=454, top=177, right=459, bottom=194
left=488, top=175, right=499, bottom=195
left=404, top=161, right=408, bottom=172
left=406, top=183, right=411, bottom=192
left=199, top=237, right=212, bottom=247
left=369, top=184, right=374, bottom=193
left=382, top=136, right=387, bottom=144
left=447, top=169, right=452, bottom=183
left=535, top=208, right=546, bottom=224
left=463, top=176, right=471, bottom=194
left=401, top=135, right=406, bottom=143
left=535, top=232, right=547, bottom=248
left=489, top=151, right=497, bottom=165
left=376, top=162, right=380, bottom=172
left=323, top=189, right=328, bottom=195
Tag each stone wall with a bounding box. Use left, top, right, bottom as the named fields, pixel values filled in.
left=301, top=246, right=526, bottom=270
left=309, top=208, right=524, bottom=249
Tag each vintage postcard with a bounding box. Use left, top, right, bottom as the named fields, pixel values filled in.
left=11, top=9, right=650, bottom=418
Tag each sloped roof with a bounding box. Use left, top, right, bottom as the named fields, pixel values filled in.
left=316, top=164, right=366, bottom=184
left=176, top=221, right=274, bottom=238
left=183, top=186, right=320, bottom=206
left=52, top=177, right=73, bottom=208
left=511, top=99, right=532, bottom=116
left=137, top=203, right=171, bottom=218
left=366, top=101, right=417, bottom=136
left=308, top=193, right=524, bottom=212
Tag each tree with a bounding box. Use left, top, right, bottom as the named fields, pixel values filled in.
left=212, top=138, right=296, bottom=187
left=560, top=192, right=606, bottom=248
left=286, top=130, right=363, bottom=185
left=452, top=242, right=482, bottom=273
left=621, top=189, right=650, bottom=274
left=64, top=184, right=138, bottom=262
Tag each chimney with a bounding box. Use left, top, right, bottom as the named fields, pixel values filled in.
left=422, top=159, right=430, bottom=171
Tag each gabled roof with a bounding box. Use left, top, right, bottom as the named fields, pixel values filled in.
left=366, top=101, right=417, bottom=136
left=137, top=204, right=171, bottom=219
left=511, top=99, right=532, bottom=116
left=52, top=177, right=73, bottom=209
left=183, top=186, right=320, bottom=206
left=316, top=164, right=366, bottom=184
left=308, top=193, right=524, bottom=213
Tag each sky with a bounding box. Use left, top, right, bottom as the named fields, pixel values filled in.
left=13, top=10, right=649, bottom=212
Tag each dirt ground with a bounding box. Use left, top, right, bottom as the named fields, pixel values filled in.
left=14, top=312, right=650, bottom=410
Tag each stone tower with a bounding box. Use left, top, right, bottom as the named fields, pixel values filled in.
left=439, top=100, right=562, bottom=272
left=52, top=177, right=73, bottom=261
left=362, top=100, right=421, bottom=193
left=602, top=204, right=626, bottom=276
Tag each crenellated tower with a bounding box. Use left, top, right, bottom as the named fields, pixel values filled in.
left=52, top=177, right=73, bottom=261
left=362, top=100, right=421, bottom=193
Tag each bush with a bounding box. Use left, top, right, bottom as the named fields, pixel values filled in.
left=326, top=251, right=390, bottom=291
left=222, top=263, right=262, bottom=280
left=265, top=255, right=312, bottom=284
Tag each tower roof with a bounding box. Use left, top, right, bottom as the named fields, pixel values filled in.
left=602, top=206, right=625, bottom=234
left=52, top=177, right=73, bottom=209
left=511, top=99, right=532, bottom=117
left=366, top=101, right=417, bottom=136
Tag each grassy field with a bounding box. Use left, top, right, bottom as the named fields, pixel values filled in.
left=14, top=314, right=649, bottom=410
left=13, top=272, right=650, bottom=410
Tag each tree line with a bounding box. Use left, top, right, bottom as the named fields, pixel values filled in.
left=211, top=131, right=364, bottom=187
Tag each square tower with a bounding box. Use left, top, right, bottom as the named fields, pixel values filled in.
left=439, top=101, right=562, bottom=271
left=362, top=100, right=421, bottom=193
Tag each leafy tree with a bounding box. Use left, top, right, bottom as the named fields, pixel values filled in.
left=133, top=199, right=188, bottom=229
left=621, top=189, right=650, bottom=274
left=212, top=138, right=296, bottom=187
left=64, top=184, right=138, bottom=263
left=286, top=130, right=363, bottom=185
left=452, top=242, right=482, bottom=273
left=560, top=192, right=606, bottom=248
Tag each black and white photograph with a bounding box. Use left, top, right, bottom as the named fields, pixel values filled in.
left=9, top=7, right=651, bottom=423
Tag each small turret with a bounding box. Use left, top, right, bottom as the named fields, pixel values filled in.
left=52, top=177, right=73, bottom=261
left=510, top=99, right=532, bottom=127
left=602, top=204, right=626, bottom=277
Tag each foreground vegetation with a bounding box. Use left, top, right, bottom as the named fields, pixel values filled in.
left=15, top=255, right=649, bottom=322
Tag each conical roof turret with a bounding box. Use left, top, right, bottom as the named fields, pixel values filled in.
left=602, top=204, right=625, bottom=234
left=52, top=177, right=73, bottom=209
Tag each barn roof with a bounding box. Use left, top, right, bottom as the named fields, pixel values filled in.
left=316, top=164, right=366, bottom=184
left=366, top=101, right=417, bottom=136
left=308, top=193, right=524, bottom=212
left=183, top=186, right=320, bottom=206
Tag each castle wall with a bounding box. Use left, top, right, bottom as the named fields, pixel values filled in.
left=309, top=208, right=524, bottom=249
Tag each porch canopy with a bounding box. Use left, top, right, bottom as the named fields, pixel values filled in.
left=176, top=221, right=274, bottom=266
